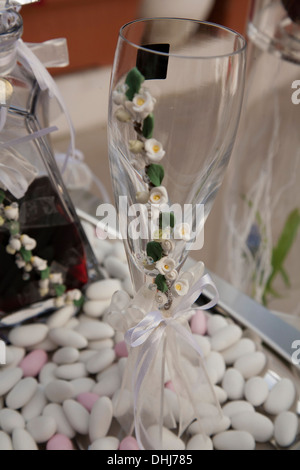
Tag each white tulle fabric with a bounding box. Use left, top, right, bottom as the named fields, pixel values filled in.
left=108, top=262, right=222, bottom=450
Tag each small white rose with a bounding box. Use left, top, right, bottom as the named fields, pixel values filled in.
left=66, top=289, right=82, bottom=302
left=115, top=108, right=132, bottom=122
left=112, top=84, right=128, bottom=105
left=136, top=191, right=150, bottom=204
left=132, top=157, right=146, bottom=171
left=161, top=227, right=172, bottom=240
left=149, top=186, right=168, bottom=205
left=39, top=288, right=49, bottom=297
left=15, top=257, right=26, bottom=269
left=32, top=256, right=48, bottom=271
left=6, top=245, right=16, bottom=255
left=172, top=279, right=190, bottom=297
left=4, top=203, right=19, bottom=221
left=126, top=90, right=156, bottom=120
left=39, top=279, right=49, bottom=289
left=50, top=273, right=63, bottom=285
left=156, top=256, right=176, bottom=275
left=174, top=223, right=191, bottom=242
left=144, top=139, right=166, bottom=163
left=55, top=296, right=65, bottom=308
left=155, top=292, right=168, bottom=306
left=9, top=237, right=21, bottom=251
left=129, top=140, right=144, bottom=154
left=152, top=228, right=172, bottom=241
left=21, top=235, right=37, bottom=251
left=161, top=239, right=175, bottom=254
left=24, top=263, right=33, bottom=273
left=165, top=269, right=178, bottom=281
left=152, top=229, right=163, bottom=241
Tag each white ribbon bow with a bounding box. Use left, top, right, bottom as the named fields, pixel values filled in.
left=124, top=273, right=220, bottom=450
left=0, top=38, right=73, bottom=199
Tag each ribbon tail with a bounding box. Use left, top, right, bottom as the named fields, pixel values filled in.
left=133, top=327, right=164, bottom=450
left=168, top=321, right=223, bottom=437
left=17, top=40, right=76, bottom=169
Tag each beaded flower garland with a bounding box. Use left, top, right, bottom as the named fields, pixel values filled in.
left=0, top=188, right=84, bottom=309
left=113, top=67, right=193, bottom=309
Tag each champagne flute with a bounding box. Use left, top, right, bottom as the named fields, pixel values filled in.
left=108, top=18, right=246, bottom=295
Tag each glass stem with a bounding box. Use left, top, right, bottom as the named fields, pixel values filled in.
left=127, top=254, right=147, bottom=293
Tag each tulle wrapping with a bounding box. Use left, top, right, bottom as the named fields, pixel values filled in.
left=108, top=266, right=223, bottom=450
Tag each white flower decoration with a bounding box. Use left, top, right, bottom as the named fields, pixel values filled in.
left=165, top=270, right=178, bottom=282
left=172, top=279, right=189, bottom=297
left=66, top=289, right=82, bottom=302
left=21, top=234, right=37, bottom=251
left=39, top=288, right=49, bottom=297
left=129, top=140, right=144, bottom=155
left=31, top=256, right=48, bottom=271
left=155, top=292, right=168, bottom=306
left=15, top=257, right=26, bottom=269
left=115, top=108, right=132, bottom=123
left=161, top=239, right=175, bottom=254
left=112, top=84, right=128, bottom=105
left=9, top=237, right=21, bottom=251
left=55, top=296, right=65, bottom=308
left=4, top=203, right=19, bottom=221
left=174, top=223, right=191, bottom=242
left=149, top=186, right=168, bottom=205
left=136, top=191, right=150, bottom=204
left=39, top=279, right=49, bottom=289
left=145, top=139, right=165, bottom=163
left=50, top=273, right=63, bottom=285
left=126, top=90, right=156, bottom=120
left=152, top=227, right=172, bottom=241
left=24, top=263, right=33, bottom=273
left=132, top=157, right=146, bottom=171
left=6, top=245, right=16, bottom=255
left=156, top=256, right=176, bottom=275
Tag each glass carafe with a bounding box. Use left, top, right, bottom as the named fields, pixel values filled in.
left=0, top=5, right=99, bottom=316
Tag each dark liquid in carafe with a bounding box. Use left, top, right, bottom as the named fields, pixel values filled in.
left=0, top=176, right=88, bottom=313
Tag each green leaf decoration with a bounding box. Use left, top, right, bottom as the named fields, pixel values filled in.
left=147, top=241, right=163, bottom=262
left=20, top=247, right=32, bottom=263
left=74, top=296, right=85, bottom=308
left=279, top=266, right=291, bottom=287
left=146, top=164, right=164, bottom=187
left=263, top=208, right=300, bottom=304
left=9, top=221, right=20, bottom=236
left=155, top=274, right=168, bottom=293
left=271, top=209, right=300, bottom=273
left=54, top=284, right=67, bottom=297
left=142, top=113, right=154, bottom=138
left=125, top=67, right=145, bottom=101
left=159, top=212, right=175, bottom=229
left=41, top=267, right=50, bottom=280
left=0, top=190, right=5, bottom=204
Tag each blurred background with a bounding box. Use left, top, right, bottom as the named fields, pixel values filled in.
left=20, top=0, right=251, bottom=270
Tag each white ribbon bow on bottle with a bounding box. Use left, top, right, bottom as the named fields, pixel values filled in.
left=0, top=38, right=75, bottom=199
